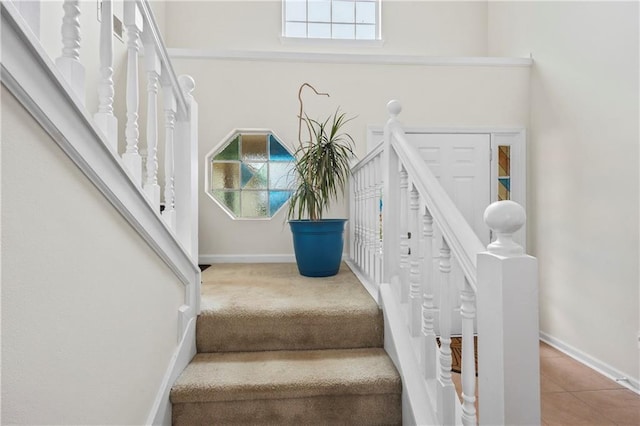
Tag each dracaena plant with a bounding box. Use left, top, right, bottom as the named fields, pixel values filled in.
left=288, top=83, right=356, bottom=221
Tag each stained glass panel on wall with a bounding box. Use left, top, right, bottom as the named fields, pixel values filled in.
left=498, top=145, right=511, bottom=201
left=206, top=131, right=296, bottom=219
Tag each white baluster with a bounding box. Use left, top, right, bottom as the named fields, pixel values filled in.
left=162, top=83, right=177, bottom=230
left=353, top=169, right=362, bottom=269
left=421, top=206, right=437, bottom=379
left=121, top=0, right=143, bottom=185
left=143, top=44, right=161, bottom=210
left=374, top=154, right=383, bottom=285
left=399, top=166, right=409, bottom=303
left=460, top=278, right=477, bottom=426
left=55, top=0, right=85, bottom=103
left=477, top=201, right=540, bottom=425
left=363, top=164, right=369, bottom=277
left=358, top=170, right=365, bottom=269
left=437, top=237, right=455, bottom=425
left=367, top=162, right=375, bottom=280
left=409, top=185, right=421, bottom=336
left=94, top=0, right=117, bottom=150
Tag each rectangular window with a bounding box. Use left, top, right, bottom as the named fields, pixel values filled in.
left=283, top=0, right=380, bottom=41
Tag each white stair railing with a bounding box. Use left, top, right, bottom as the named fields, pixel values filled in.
left=2, top=0, right=200, bottom=308
left=49, top=0, right=198, bottom=256
left=349, top=100, right=540, bottom=425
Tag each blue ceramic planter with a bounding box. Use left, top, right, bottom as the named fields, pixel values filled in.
left=289, top=219, right=347, bottom=277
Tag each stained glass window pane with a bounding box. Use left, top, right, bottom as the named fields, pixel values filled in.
left=498, top=178, right=510, bottom=201
left=269, top=162, right=295, bottom=189
left=243, top=163, right=268, bottom=190
left=270, top=190, right=292, bottom=215
left=269, top=135, right=295, bottom=161
left=498, top=145, right=511, bottom=177
left=213, top=190, right=241, bottom=216
left=214, top=136, right=239, bottom=160
left=241, top=134, right=268, bottom=162
left=207, top=131, right=296, bottom=219
left=241, top=191, right=268, bottom=217
left=212, top=162, right=240, bottom=189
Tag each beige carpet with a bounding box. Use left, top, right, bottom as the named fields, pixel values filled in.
left=170, top=263, right=401, bottom=425
left=197, top=262, right=384, bottom=352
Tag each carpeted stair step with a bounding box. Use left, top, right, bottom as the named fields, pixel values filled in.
left=197, top=263, right=383, bottom=352
left=170, top=347, right=402, bottom=425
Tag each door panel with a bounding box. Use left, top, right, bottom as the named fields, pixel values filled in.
left=404, top=133, right=491, bottom=336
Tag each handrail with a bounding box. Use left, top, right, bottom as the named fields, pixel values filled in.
left=387, top=119, right=484, bottom=292
left=351, top=139, right=384, bottom=173
left=136, top=0, right=188, bottom=120
left=350, top=100, right=540, bottom=425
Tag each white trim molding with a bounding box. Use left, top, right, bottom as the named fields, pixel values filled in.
left=146, top=318, right=197, bottom=426
left=168, top=48, right=533, bottom=67
left=540, top=331, right=640, bottom=394
left=199, top=253, right=350, bottom=265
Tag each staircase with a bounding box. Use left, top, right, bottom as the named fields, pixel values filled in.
left=170, top=263, right=402, bottom=425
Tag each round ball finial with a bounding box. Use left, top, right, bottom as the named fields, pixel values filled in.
left=179, top=74, right=195, bottom=95
left=387, top=100, right=402, bottom=118
left=484, top=200, right=526, bottom=256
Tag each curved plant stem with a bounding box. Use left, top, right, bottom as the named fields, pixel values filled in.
left=297, top=83, right=329, bottom=150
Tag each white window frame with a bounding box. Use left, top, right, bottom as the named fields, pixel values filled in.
left=282, top=0, right=381, bottom=42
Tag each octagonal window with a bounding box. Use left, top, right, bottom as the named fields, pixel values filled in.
left=205, top=130, right=295, bottom=219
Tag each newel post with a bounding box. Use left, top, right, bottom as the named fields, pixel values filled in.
left=381, top=100, right=402, bottom=287
left=175, top=75, right=198, bottom=264
left=477, top=201, right=540, bottom=426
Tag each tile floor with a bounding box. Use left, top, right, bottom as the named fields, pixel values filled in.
left=538, top=341, right=640, bottom=425
left=453, top=341, right=640, bottom=425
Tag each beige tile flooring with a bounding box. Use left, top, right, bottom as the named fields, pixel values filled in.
left=453, top=341, right=640, bottom=425
left=538, top=341, right=640, bottom=425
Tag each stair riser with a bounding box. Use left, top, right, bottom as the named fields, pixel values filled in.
left=173, top=393, right=401, bottom=426
left=197, top=312, right=384, bottom=352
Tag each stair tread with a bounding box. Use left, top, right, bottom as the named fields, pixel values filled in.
left=197, top=263, right=383, bottom=352
left=170, top=347, right=401, bottom=404
left=200, top=263, right=378, bottom=314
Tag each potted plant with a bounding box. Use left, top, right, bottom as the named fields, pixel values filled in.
left=288, top=83, right=356, bottom=277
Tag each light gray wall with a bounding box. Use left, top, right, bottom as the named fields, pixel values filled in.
left=1, top=87, right=184, bottom=424
left=489, top=0, right=639, bottom=386
left=164, top=0, right=530, bottom=259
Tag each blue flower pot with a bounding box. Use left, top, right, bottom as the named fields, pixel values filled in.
left=289, top=219, right=347, bottom=277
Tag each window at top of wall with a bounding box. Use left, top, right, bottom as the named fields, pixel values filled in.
left=283, top=0, right=380, bottom=41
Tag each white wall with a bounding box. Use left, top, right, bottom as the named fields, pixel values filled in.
left=164, top=0, right=528, bottom=259
left=489, top=1, right=639, bottom=386
left=165, top=0, right=488, bottom=56
left=170, top=59, right=529, bottom=258
left=1, top=87, right=184, bottom=424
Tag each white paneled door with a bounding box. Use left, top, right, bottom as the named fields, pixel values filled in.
left=405, top=133, right=491, bottom=245
left=404, top=132, right=491, bottom=336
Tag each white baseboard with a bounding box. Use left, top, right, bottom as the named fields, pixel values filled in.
left=146, top=317, right=197, bottom=426
left=540, top=331, right=640, bottom=394
left=199, top=254, right=296, bottom=264
left=199, top=254, right=349, bottom=264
